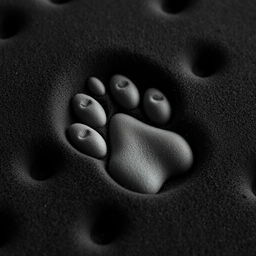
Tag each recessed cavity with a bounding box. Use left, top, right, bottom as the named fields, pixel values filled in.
left=29, top=144, right=64, bottom=181
left=162, top=0, right=192, bottom=14
left=0, top=211, right=17, bottom=247
left=152, top=94, right=164, bottom=101
left=116, top=80, right=129, bottom=88
left=80, top=99, right=92, bottom=108
left=90, top=207, right=127, bottom=245
left=191, top=45, right=226, bottom=77
left=78, top=129, right=91, bottom=139
left=49, top=0, right=71, bottom=4
left=0, top=9, right=26, bottom=39
left=67, top=51, right=195, bottom=194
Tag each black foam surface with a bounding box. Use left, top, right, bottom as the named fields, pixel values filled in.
left=0, top=0, right=256, bottom=255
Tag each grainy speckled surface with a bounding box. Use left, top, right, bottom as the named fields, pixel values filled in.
left=0, top=0, right=256, bottom=255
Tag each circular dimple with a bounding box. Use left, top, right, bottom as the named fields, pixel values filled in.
left=80, top=99, right=92, bottom=108
left=0, top=211, right=16, bottom=247
left=67, top=123, right=107, bottom=159
left=190, top=44, right=226, bottom=78
left=49, top=0, right=71, bottom=4
left=90, top=206, right=127, bottom=245
left=88, top=77, right=106, bottom=96
left=152, top=93, right=164, bottom=101
left=78, top=129, right=91, bottom=139
left=72, top=94, right=107, bottom=128
left=161, top=0, right=192, bottom=14
left=110, top=74, right=140, bottom=110
left=29, top=143, right=64, bottom=181
left=0, top=9, right=26, bottom=39
left=143, top=88, right=171, bottom=125
left=116, top=80, right=129, bottom=88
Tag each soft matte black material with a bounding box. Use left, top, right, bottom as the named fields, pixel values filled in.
left=1, top=0, right=256, bottom=255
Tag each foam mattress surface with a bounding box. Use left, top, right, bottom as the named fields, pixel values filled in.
left=0, top=0, right=256, bottom=255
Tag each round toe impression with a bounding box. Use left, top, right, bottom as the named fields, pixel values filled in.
left=110, top=74, right=140, bottom=109
left=88, top=77, right=106, bottom=96
left=143, top=88, right=171, bottom=125
left=72, top=94, right=107, bottom=128
left=67, top=123, right=107, bottom=159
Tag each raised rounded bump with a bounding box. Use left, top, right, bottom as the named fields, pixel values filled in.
left=143, top=88, right=171, bottom=125
left=109, top=74, right=140, bottom=109
left=109, top=114, right=193, bottom=194
left=72, top=94, right=107, bottom=128
left=88, top=77, right=106, bottom=96
left=67, top=123, right=107, bottom=159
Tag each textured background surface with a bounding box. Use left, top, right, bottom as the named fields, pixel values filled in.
left=0, top=0, right=256, bottom=255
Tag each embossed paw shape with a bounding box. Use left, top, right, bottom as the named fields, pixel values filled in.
left=67, top=75, right=193, bottom=194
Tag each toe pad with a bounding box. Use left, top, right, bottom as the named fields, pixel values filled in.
left=67, top=123, right=107, bottom=159
left=110, top=74, right=140, bottom=109
left=72, top=94, right=107, bottom=128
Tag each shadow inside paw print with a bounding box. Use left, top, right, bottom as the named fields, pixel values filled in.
left=67, top=74, right=194, bottom=194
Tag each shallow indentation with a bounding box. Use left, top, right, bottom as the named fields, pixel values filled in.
left=0, top=9, right=26, bottom=39
left=0, top=211, right=17, bottom=247
left=68, top=51, right=197, bottom=194
left=162, top=0, right=192, bottom=14
left=90, top=205, right=127, bottom=245
left=190, top=44, right=226, bottom=78
left=29, top=143, right=64, bottom=181
left=49, top=0, right=71, bottom=4
left=245, top=159, right=256, bottom=198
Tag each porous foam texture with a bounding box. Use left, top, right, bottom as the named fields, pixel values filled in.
left=1, top=0, right=256, bottom=255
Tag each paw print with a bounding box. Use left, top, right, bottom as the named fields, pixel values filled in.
left=67, top=75, right=193, bottom=194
